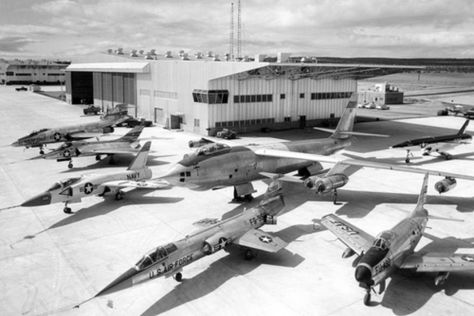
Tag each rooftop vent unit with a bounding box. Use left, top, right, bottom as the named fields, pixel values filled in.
left=165, top=51, right=173, bottom=58
left=150, top=49, right=156, bottom=55
left=107, top=48, right=113, bottom=54
left=144, top=52, right=154, bottom=60
left=207, top=51, right=214, bottom=57
left=138, top=49, right=144, bottom=55
left=178, top=50, right=185, bottom=57
left=115, top=48, right=124, bottom=55
left=213, top=54, right=220, bottom=61
left=130, top=49, right=138, bottom=57
left=181, top=53, right=190, bottom=60
left=195, top=52, right=203, bottom=59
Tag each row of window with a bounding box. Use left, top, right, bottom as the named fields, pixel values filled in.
left=311, top=92, right=352, bottom=100
left=4, top=72, right=65, bottom=76
left=233, top=94, right=273, bottom=103
left=216, top=118, right=275, bottom=128
left=193, top=89, right=229, bottom=104
left=154, top=90, right=178, bottom=99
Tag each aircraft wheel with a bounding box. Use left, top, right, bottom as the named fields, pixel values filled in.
left=405, top=158, right=410, bottom=164
left=174, top=272, right=183, bottom=282
left=68, top=162, right=73, bottom=169
left=445, top=155, right=453, bottom=160
left=363, top=292, right=371, bottom=306
left=40, top=149, right=44, bottom=155
left=63, top=207, right=72, bottom=214
left=244, top=249, right=255, bottom=261
left=95, top=154, right=101, bottom=161
left=115, top=191, right=124, bottom=200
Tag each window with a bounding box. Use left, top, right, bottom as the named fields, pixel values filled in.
left=233, top=94, right=273, bottom=103
left=280, top=93, right=285, bottom=99
left=6, top=72, right=13, bottom=76
left=299, top=93, right=305, bottom=99
left=192, top=89, right=229, bottom=104
left=194, top=118, right=200, bottom=127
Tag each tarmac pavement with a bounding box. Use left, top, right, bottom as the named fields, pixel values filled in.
left=1, top=85, right=474, bottom=316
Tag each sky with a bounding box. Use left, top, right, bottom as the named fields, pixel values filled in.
left=1, top=0, right=474, bottom=60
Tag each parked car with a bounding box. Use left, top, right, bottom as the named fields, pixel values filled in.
left=188, top=137, right=213, bottom=148
left=15, top=86, right=27, bottom=91
left=216, top=128, right=237, bottom=139
left=83, top=105, right=101, bottom=115
left=116, top=117, right=153, bottom=128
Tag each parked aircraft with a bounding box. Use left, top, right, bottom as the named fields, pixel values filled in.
left=441, top=100, right=474, bottom=118
left=40, top=125, right=144, bottom=168
left=78, top=179, right=287, bottom=304
left=390, top=120, right=471, bottom=163
left=321, top=173, right=474, bottom=305
left=161, top=93, right=386, bottom=200
left=11, top=109, right=130, bottom=154
left=21, top=142, right=168, bottom=213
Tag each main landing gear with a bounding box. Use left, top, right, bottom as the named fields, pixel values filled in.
left=115, top=190, right=124, bottom=200
left=63, top=202, right=72, bottom=214
left=67, top=159, right=74, bottom=169
left=174, top=272, right=183, bottom=282
left=95, top=154, right=101, bottom=161
left=332, top=189, right=341, bottom=205
left=39, top=146, right=45, bottom=155
left=363, top=289, right=371, bottom=306
left=232, top=187, right=253, bottom=202
left=405, top=150, right=414, bottom=163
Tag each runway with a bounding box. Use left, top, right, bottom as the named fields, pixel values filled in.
left=1, top=85, right=474, bottom=316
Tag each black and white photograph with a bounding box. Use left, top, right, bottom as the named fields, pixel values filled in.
left=1, top=1, right=474, bottom=315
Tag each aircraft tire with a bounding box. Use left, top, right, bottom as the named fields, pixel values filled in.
left=363, top=292, right=371, bottom=306
left=405, top=158, right=410, bottom=163
left=40, top=150, right=44, bottom=155
left=244, top=249, right=254, bottom=261
left=63, top=207, right=72, bottom=214
left=174, top=272, right=182, bottom=282
left=95, top=154, right=101, bottom=161
left=115, top=191, right=124, bottom=200
left=68, top=162, right=73, bottom=169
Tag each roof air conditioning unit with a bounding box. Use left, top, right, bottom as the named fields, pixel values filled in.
left=130, top=49, right=138, bottom=57
left=207, top=51, right=214, bottom=57
left=181, top=53, right=190, bottom=60
left=195, top=52, right=203, bottom=59
left=150, top=49, right=156, bottom=55
left=179, top=50, right=185, bottom=57
left=213, top=54, right=220, bottom=61
left=107, top=48, right=113, bottom=54
left=116, top=47, right=124, bottom=55
left=138, top=49, right=144, bottom=55
left=144, top=52, right=154, bottom=60
left=165, top=51, right=172, bottom=58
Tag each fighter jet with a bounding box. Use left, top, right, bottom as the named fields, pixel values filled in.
left=11, top=109, right=130, bottom=154
left=79, top=180, right=287, bottom=303
left=40, top=125, right=145, bottom=168
left=161, top=93, right=385, bottom=200
left=21, top=141, right=168, bottom=213
left=391, top=119, right=471, bottom=163
left=321, top=173, right=474, bottom=306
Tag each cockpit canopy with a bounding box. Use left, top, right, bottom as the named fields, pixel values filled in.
left=196, top=143, right=230, bottom=156
left=373, top=231, right=394, bottom=251
left=28, top=128, right=49, bottom=137
left=47, top=177, right=81, bottom=191
left=135, top=243, right=178, bottom=270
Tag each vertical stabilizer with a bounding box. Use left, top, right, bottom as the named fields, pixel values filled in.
left=127, top=141, right=151, bottom=171
left=457, top=120, right=469, bottom=136
left=414, top=173, right=429, bottom=214
left=331, top=92, right=358, bottom=139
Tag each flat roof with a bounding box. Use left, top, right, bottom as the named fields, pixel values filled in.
left=66, top=62, right=150, bottom=73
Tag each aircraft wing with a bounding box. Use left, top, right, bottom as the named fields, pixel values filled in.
left=67, top=131, right=103, bottom=140
left=233, top=228, right=288, bottom=253
left=254, top=149, right=474, bottom=182
left=321, top=214, right=375, bottom=256
left=85, top=148, right=140, bottom=155
left=400, top=253, right=474, bottom=272
left=101, top=179, right=170, bottom=190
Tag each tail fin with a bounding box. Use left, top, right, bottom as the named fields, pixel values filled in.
left=457, top=120, right=469, bottom=136
left=330, top=92, right=358, bottom=139
left=127, top=141, right=151, bottom=171
left=414, top=173, right=429, bottom=214
left=118, top=126, right=144, bottom=143
left=101, top=108, right=129, bottom=122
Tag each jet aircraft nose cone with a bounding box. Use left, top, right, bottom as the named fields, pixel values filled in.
left=21, top=192, right=52, bottom=207
left=95, top=267, right=138, bottom=297
left=355, top=265, right=372, bottom=283
left=11, top=141, right=20, bottom=147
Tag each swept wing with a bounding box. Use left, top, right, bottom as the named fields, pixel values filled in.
left=233, top=228, right=287, bottom=253
left=321, top=214, right=375, bottom=256
left=100, top=180, right=170, bottom=190
left=254, top=149, right=474, bottom=182
left=400, top=253, right=474, bottom=272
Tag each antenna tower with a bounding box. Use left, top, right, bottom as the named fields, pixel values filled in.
left=237, top=0, right=242, bottom=59
left=229, top=2, right=234, bottom=60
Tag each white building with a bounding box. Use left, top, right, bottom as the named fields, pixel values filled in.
left=65, top=54, right=418, bottom=135
left=0, top=59, right=69, bottom=85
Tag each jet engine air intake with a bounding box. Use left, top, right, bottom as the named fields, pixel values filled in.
left=434, top=177, right=456, bottom=194
left=304, top=174, right=349, bottom=193
left=103, top=126, right=115, bottom=133
left=202, top=235, right=228, bottom=255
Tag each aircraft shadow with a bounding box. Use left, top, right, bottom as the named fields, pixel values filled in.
left=19, top=190, right=183, bottom=241
left=344, top=152, right=474, bottom=167
left=140, top=224, right=321, bottom=316
left=381, top=235, right=474, bottom=315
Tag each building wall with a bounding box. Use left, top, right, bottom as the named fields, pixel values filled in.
left=91, top=72, right=137, bottom=113
left=1, top=63, right=66, bottom=84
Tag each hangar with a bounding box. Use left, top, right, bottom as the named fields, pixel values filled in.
left=65, top=53, right=419, bottom=135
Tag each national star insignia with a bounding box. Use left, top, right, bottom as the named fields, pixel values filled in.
left=259, top=235, right=272, bottom=243
left=84, top=182, right=94, bottom=194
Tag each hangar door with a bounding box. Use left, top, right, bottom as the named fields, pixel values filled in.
left=68, top=71, right=93, bottom=104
